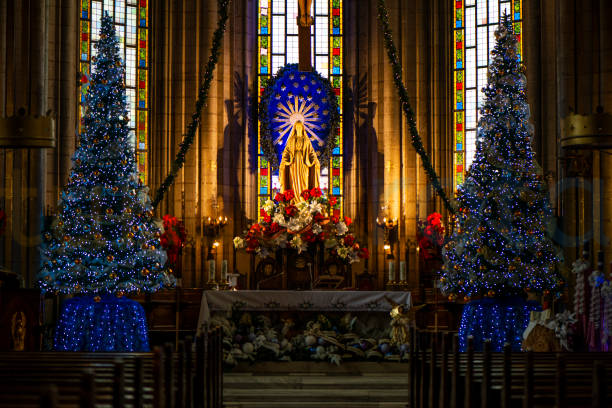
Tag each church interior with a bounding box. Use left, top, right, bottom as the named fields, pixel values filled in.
left=1, top=0, right=612, bottom=407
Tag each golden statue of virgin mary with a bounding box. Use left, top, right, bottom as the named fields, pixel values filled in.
left=279, top=121, right=320, bottom=200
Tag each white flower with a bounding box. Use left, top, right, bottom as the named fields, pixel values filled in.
left=336, top=221, right=348, bottom=236
left=311, top=223, right=322, bottom=235
left=290, top=235, right=308, bottom=253
left=263, top=199, right=275, bottom=213
left=337, top=246, right=350, bottom=259
left=233, top=236, right=245, bottom=249
left=273, top=212, right=286, bottom=226
left=296, top=201, right=308, bottom=211
left=308, top=202, right=322, bottom=215
left=273, top=233, right=288, bottom=248
left=287, top=218, right=307, bottom=232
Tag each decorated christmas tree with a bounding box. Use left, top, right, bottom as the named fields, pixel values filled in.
left=38, top=14, right=174, bottom=351
left=440, top=14, right=563, bottom=351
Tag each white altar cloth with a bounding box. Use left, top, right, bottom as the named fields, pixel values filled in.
left=197, top=290, right=411, bottom=329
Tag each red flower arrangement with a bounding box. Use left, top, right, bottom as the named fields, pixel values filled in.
left=417, top=212, right=445, bottom=260
left=0, top=209, right=6, bottom=237
left=234, top=189, right=369, bottom=263
left=160, top=215, right=187, bottom=268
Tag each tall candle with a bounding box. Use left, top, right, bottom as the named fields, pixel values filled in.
left=222, top=259, right=228, bottom=282
left=399, top=261, right=406, bottom=282
left=208, top=259, right=216, bottom=282
left=388, top=261, right=395, bottom=282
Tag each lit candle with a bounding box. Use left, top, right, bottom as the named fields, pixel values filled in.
left=388, top=261, right=395, bottom=282
left=208, top=259, right=216, bottom=282
left=222, top=259, right=228, bottom=282
left=400, top=261, right=406, bottom=282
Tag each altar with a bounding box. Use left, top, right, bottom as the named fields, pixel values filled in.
left=198, top=290, right=412, bottom=328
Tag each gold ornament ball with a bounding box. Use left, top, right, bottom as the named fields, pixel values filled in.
left=93, top=170, right=100, bottom=176
left=116, top=291, right=124, bottom=298
left=104, top=134, right=110, bottom=141
left=44, top=232, right=52, bottom=240
left=479, top=265, right=487, bottom=270
left=125, top=208, right=132, bottom=214
left=487, top=290, right=495, bottom=297
left=112, top=186, right=119, bottom=192
left=141, top=268, right=150, bottom=276
left=106, top=208, right=114, bottom=214
left=107, top=255, right=114, bottom=262
left=109, top=272, right=117, bottom=279
left=93, top=138, right=99, bottom=144
left=94, top=296, right=101, bottom=302
left=127, top=232, right=134, bottom=238
left=94, top=233, right=102, bottom=240
left=63, top=235, right=70, bottom=242
left=74, top=258, right=82, bottom=265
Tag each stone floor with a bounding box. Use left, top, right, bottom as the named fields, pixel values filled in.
left=223, top=362, right=409, bottom=408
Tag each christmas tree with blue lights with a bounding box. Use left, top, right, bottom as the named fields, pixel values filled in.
left=440, top=14, right=563, bottom=351
left=38, top=14, right=175, bottom=351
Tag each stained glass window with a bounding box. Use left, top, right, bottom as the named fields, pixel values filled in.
left=79, top=0, right=149, bottom=183
left=258, top=0, right=343, bottom=218
left=453, top=0, right=522, bottom=188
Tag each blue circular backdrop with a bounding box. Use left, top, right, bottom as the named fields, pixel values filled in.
left=259, top=64, right=339, bottom=168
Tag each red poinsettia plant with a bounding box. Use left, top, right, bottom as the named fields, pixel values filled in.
left=234, top=188, right=369, bottom=264
left=160, top=214, right=187, bottom=268
left=417, top=212, right=445, bottom=260
left=0, top=209, right=6, bottom=237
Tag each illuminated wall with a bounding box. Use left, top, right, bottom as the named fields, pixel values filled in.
left=79, top=0, right=149, bottom=183
left=453, top=0, right=522, bottom=188
left=257, top=0, right=343, bottom=218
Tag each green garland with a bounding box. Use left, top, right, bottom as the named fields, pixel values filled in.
left=377, top=0, right=456, bottom=214
left=151, top=0, right=230, bottom=208
left=259, top=63, right=340, bottom=169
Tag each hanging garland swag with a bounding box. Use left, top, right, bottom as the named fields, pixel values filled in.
left=153, top=0, right=454, bottom=215
left=151, top=0, right=230, bottom=208
left=376, top=0, right=456, bottom=214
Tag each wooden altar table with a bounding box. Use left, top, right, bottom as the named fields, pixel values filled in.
left=197, top=290, right=411, bottom=329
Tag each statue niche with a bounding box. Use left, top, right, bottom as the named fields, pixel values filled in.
left=279, top=121, right=320, bottom=199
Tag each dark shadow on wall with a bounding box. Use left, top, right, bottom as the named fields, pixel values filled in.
left=345, top=73, right=383, bottom=279
left=218, top=72, right=254, bottom=228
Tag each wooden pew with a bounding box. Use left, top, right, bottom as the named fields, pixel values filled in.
left=409, top=328, right=612, bottom=408
left=0, top=326, right=224, bottom=408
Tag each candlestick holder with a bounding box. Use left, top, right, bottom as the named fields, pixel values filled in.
left=204, top=215, right=228, bottom=284
left=376, top=216, right=398, bottom=259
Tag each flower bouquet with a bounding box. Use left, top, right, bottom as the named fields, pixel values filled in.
left=417, top=212, right=445, bottom=261
left=160, top=214, right=187, bottom=270
left=234, top=188, right=369, bottom=264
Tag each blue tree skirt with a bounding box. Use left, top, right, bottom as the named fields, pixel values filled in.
left=54, top=295, right=150, bottom=351
left=459, top=297, right=541, bottom=352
